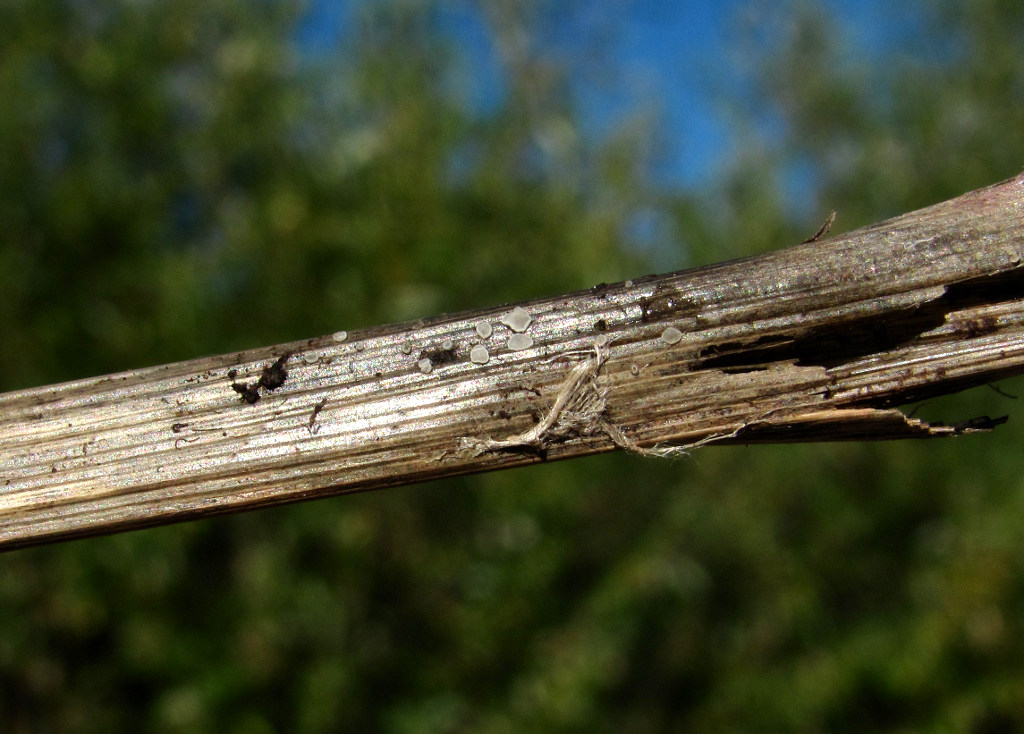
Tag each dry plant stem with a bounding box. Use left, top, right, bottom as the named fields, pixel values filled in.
left=5, top=173, right=1024, bottom=549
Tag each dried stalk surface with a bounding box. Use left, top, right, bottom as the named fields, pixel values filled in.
left=4, top=173, right=1024, bottom=550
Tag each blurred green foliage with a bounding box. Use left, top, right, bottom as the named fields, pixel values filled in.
left=3, top=1, right=1024, bottom=731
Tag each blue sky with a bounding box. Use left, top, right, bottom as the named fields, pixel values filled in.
left=297, top=1, right=910, bottom=190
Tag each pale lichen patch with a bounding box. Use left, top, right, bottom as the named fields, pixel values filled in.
left=501, top=306, right=533, bottom=333
left=470, top=345, right=490, bottom=364
left=417, top=358, right=433, bottom=374
left=507, top=334, right=534, bottom=351
left=475, top=322, right=493, bottom=339
left=660, top=326, right=683, bottom=345
left=332, top=330, right=348, bottom=343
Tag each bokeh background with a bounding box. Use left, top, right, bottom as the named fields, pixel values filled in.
left=4, top=0, right=1024, bottom=731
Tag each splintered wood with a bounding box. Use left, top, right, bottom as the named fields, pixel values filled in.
left=4, top=173, right=1024, bottom=549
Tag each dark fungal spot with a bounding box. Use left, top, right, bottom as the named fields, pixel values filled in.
left=639, top=284, right=687, bottom=322
left=308, top=397, right=328, bottom=433
left=422, top=345, right=458, bottom=365
left=258, top=353, right=290, bottom=391
left=230, top=352, right=292, bottom=405
left=964, top=316, right=998, bottom=338
left=232, top=382, right=261, bottom=404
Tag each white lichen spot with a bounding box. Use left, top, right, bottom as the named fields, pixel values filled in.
left=630, top=363, right=640, bottom=376
left=625, top=280, right=634, bottom=288
left=475, top=321, right=493, bottom=339
left=470, top=345, right=490, bottom=364
left=500, top=306, right=533, bottom=333
left=594, top=333, right=609, bottom=348
left=332, top=330, right=348, bottom=343
left=400, top=342, right=414, bottom=355
left=660, top=326, right=683, bottom=345
left=355, top=342, right=365, bottom=352
left=442, top=339, right=455, bottom=351
left=507, top=333, right=534, bottom=351
left=417, top=358, right=433, bottom=374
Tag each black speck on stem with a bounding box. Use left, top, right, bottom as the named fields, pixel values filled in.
left=231, top=353, right=291, bottom=405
